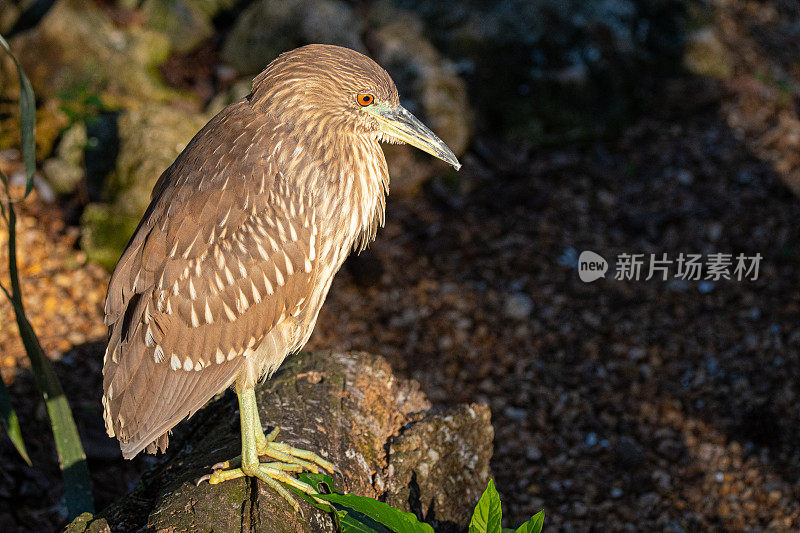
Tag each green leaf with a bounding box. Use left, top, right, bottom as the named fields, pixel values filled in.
left=285, top=480, right=382, bottom=532
left=284, top=473, right=335, bottom=514
left=515, top=511, right=544, bottom=533
left=286, top=474, right=421, bottom=532
left=469, top=479, right=503, bottom=533
left=336, top=508, right=388, bottom=533
left=0, top=373, right=31, bottom=465
left=8, top=277, right=94, bottom=519
left=297, top=471, right=337, bottom=490
left=0, top=33, right=36, bottom=198
left=0, top=127, right=94, bottom=519
left=313, top=493, right=434, bottom=533
left=0, top=32, right=94, bottom=520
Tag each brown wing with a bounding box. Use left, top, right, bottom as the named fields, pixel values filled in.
left=102, top=102, right=320, bottom=458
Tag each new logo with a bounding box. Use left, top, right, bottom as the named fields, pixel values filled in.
left=578, top=250, right=608, bottom=282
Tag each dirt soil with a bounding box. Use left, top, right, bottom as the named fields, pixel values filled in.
left=3, top=55, right=800, bottom=533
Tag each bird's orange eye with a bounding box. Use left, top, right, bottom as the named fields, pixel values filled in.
left=357, top=93, right=374, bottom=106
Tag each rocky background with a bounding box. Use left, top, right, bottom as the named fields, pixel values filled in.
left=2, top=0, right=800, bottom=531
left=66, top=352, right=494, bottom=532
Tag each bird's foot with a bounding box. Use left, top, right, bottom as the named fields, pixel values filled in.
left=255, top=426, right=336, bottom=474
left=199, top=462, right=316, bottom=512
left=196, top=427, right=334, bottom=512
left=205, top=427, right=335, bottom=473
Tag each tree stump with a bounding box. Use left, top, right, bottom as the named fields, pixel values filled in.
left=66, top=351, right=493, bottom=532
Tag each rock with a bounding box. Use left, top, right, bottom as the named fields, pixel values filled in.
left=0, top=68, right=70, bottom=157
left=190, top=0, right=237, bottom=17
left=615, top=436, right=647, bottom=469
left=142, top=0, right=214, bottom=55
left=104, top=104, right=209, bottom=215
left=65, top=351, right=493, bottom=532
left=384, top=404, right=493, bottom=526
left=81, top=103, right=209, bottom=268
left=504, top=292, right=533, bottom=320
left=370, top=9, right=472, bottom=195
left=43, top=122, right=87, bottom=196
left=221, top=0, right=366, bottom=76
left=385, top=0, right=686, bottom=143
left=3, top=0, right=172, bottom=106
left=0, top=0, right=20, bottom=34
left=64, top=512, right=110, bottom=533
left=142, top=0, right=236, bottom=54
left=695, top=1, right=800, bottom=198
left=80, top=204, right=142, bottom=270
left=206, top=78, right=253, bottom=115
left=35, top=99, right=73, bottom=159
left=684, top=28, right=733, bottom=79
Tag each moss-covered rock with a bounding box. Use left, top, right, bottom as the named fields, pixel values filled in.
left=63, top=512, right=111, bottom=533
left=5, top=0, right=173, bottom=107
left=80, top=103, right=209, bottom=268
left=0, top=0, right=20, bottom=34
left=80, top=203, right=142, bottom=270
left=0, top=0, right=182, bottom=158
left=67, top=351, right=493, bottom=532
left=142, top=0, right=236, bottom=55
left=43, top=122, right=87, bottom=196
left=684, top=27, right=733, bottom=79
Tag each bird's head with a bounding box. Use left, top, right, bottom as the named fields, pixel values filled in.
left=249, top=44, right=460, bottom=170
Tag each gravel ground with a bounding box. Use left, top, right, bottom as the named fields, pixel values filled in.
left=310, top=77, right=800, bottom=530
left=3, top=70, right=800, bottom=532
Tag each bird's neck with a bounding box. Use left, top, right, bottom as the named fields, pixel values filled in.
left=343, top=135, right=390, bottom=252
left=279, top=126, right=389, bottom=253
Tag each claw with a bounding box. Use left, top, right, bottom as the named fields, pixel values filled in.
left=202, top=389, right=338, bottom=511
left=195, top=473, right=212, bottom=486
left=212, top=456, right=240, bottom=470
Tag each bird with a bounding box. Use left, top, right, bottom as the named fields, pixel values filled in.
left=101, top=44, right=460, bottom=508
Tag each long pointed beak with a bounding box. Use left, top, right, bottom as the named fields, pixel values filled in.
left=365, top=104, right=461, bottom=170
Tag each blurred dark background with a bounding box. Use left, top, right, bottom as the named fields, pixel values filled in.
left=2, top=0, right=800, bottom=530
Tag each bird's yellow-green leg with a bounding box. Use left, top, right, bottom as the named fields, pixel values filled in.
left=253, top=412, right=335, bottom=474
left=198, top=387, right=333, bottom=511
left=212, top=394, right=335, bottom=474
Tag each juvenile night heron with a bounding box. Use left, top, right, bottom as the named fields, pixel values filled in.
left=101, top=44, right=459, bottom=506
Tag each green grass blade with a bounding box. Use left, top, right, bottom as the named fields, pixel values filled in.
left=5, top=205, right=94, bottom=519
left=0, top=33, right=36, bottom=198
left=0, top=37, right=95, bottom=517
left=0, top=372, right=31, bottom=466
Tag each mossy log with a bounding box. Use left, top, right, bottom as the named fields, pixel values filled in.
left=66, top=351, right=493, bottom=532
